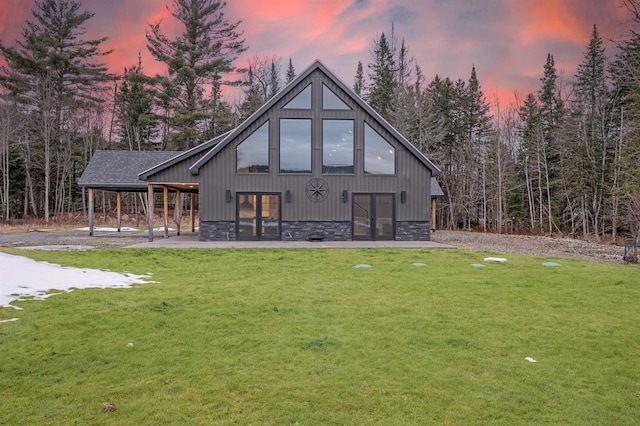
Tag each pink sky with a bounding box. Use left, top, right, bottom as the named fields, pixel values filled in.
left=0, top=0, right=635, bottom=106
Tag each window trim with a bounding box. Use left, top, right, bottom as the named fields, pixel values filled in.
left=236, top=120, right=270, bottom=174
left=279, top=118, right=312, bottom=175
left=282, top=83, right=312, bottom=110
left=322, top=83, right=352, bottom=110
left=363, top=121, right=397, bottom=176
left=322, top=118, right=355, bottom=175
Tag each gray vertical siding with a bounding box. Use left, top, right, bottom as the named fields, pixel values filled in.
left=198, top=69, right=432, bottom=223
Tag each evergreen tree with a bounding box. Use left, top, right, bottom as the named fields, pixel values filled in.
left=538, top=54, right=564, bottom=145
left=353, top=61, right=364, bottom=97
left=115, top=53, right=159, bottom=150
left=203, top=75, right=236, bottom=139
left=146, top=0, right=246, bottom=150
left=366, top=32, right=396, bottom=118
left=537, top=53, right=564, bottom=233
left=610, top=6, right=640, bottom=241
left=568, top=25, right=611, bottom=238
left=0, top=0, right=112, bottom=222
left=238, top=66, right=265, bottom=121
left=517, top=93, right=544, bottom=230
left=285, top=58, right=296, bottom=85
left=268, top=59, right=280, bottom=99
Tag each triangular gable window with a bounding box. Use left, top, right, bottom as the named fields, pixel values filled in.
left=323, top=84, right=351, bottom=110
left=283, top=84, right=311, bottom=109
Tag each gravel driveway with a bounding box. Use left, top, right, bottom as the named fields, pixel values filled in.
left=0, top=228, right=632, bottom=263
left=432, top=230, right=628, bottom=263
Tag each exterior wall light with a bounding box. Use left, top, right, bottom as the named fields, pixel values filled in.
left=285, top=190, right=292, bottom=203
left=226, top=190, right=232, bottom=203
left=342, top=190, right=348, bottom=203
left=401, top=190, right=406, bottom=203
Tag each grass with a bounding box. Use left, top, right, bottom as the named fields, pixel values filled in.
left=1, top=247, right=639, bottom=425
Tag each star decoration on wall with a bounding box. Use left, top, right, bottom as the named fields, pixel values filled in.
left=305, top=178, right=329, bottom=202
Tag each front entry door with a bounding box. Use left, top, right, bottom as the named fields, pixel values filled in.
left=237, top=193, right=281, bottom=240
left=353, top=193, right=395, bottom=240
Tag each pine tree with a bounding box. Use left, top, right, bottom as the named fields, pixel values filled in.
left=568, top=25, right=611, bottom=238
left=146, top=0, right=246, bottom=150
left=517, top=93, right=543, bottom=230
left=353, top=61, right=364, bottom=97
left=610, top=5, right=640, bottom=241
left=203, top=76, right=236, bottom=139
left=0, top=0, right=112, bottom=222
left=115, top=53, right=158, bottom=151
left=238, top=66, right=265, bottom=121
left=366, top=32, right=396, bottom=118
left=537, top=53, right=564, bottom=233
left=538, top=54, right=564, bottom=146
left=285, top=58, right=296, bottom=85
left=268, top=59, right=280, bottom=99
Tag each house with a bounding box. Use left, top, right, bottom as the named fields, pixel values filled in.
left=79, top=59, right=441, bottom=242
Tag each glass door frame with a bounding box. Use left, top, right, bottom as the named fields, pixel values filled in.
left=236, top=192, right=282, bottom=240
left=351, top=193, right=396, bottom=241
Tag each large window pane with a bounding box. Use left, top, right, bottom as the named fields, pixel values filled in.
left=323, top=84, right=351, bottom=110
left=280, top=119, right=311, bottom=174
left=237, top=121, right=269, bottom=173
left=323, top=120, right=354, bottom=174
left=283, top=84, right=311, bottom=109
left=364, top=123, right=395, bottom=175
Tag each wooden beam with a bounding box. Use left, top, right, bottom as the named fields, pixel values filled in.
left=175, top=190, right=182, bottom=236
left=116, top=191, right=121, bottom=232
left=431, top=198, right=437, bottom=230
left=147, top=184, right=154, bottom=242
left=163, top=185, right=169, bottom=238
left=88, top=188, right=94, bottom=236
left=191, top=193, right=196, bottom=232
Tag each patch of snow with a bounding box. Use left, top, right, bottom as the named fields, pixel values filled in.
left=17, top=245, right=93, bottom=251
left=484, top=257, right=507, bottom=262
left=525, top=357, right=537, bottom=363
left=77, top=227, right=140, bottom=232
left=0, top=252, right=153, bottom=309
left=0, top=318, right=19, bottom=323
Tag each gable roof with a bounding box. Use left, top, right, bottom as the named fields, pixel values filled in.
left=78, top=150, right=180, bottom=191
left=137, top=131, right=230, bottom=181
left=189, top=59, right=440, bottom=177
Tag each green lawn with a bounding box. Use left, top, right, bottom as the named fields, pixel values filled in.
left=1, top=248, right=639, bottom=425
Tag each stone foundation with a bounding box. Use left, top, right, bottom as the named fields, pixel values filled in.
left=200, top=221, right=236, bottom=241
left=395, top=221, right=432, bottom=241
left=199, top=220, right=431, bottom=241
left=282, top=221, right=352, bottom=241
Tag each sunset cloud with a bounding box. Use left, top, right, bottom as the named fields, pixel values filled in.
left=0, top=0, right=635, bottom=105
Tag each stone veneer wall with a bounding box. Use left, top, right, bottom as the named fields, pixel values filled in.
left=200, top=221, right=236, bottom=241
left=395, top=221, right=432, bottom=241
left=282, top=221, right=352, bottom=241
left=200, top=220, right=431, bottom=241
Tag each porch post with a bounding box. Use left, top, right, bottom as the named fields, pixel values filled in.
left=431, top=198, right=437, bottom=230
left=175, top=190, right=182, bottom=236
left=163, top=185, right=169, bottom=239
left=191, top=193, right=196, bottom=232
left=88, top=188, right=94, bottom=236
left=147, top=183, right=154, bottom=242
left=116, top=191, right=122, bottom=232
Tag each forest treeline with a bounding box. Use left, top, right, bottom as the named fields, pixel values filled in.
left=1, top=0, right=640, bottom=241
